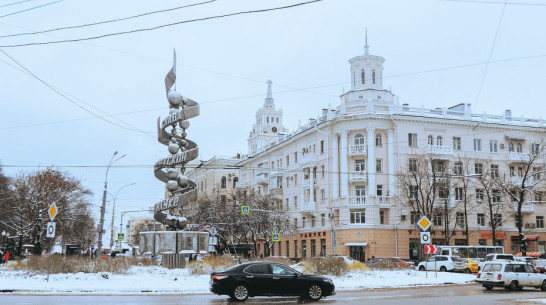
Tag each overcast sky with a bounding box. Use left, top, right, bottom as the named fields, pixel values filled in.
left=1, top=0, right=545, bottom=241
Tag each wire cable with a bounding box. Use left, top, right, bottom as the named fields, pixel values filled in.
left=0, top=0, right=37, bottom=9
left=0, top=0, right=217, bottom=38
left=0, top=0, right=64, bottom=19
left=0, top=0, right=324, bottom=47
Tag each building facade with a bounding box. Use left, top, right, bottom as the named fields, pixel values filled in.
left=196, top=42, right=545, bottom=262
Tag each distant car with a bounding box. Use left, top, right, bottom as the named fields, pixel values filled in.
left=515, top=256, right=539, bottom=263
left=330, top=256, right=359, bottom=265
left=417, top=255, right=466, bottom=272
left=366, top=257, right=383, bottom=266
left=478, top=254, right=515, bottom=271
left=210, top=261, right=336, bottom=301
left=370, top=257, right=411, bottom=269
left=462, top=258, right=479, bottom=273
left=533, top=260, right=546, bottom=273
left=476, top=261, right=546, bottom=291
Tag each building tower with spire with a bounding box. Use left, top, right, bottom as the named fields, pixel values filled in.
left=248, top=80, right=286, bottom=155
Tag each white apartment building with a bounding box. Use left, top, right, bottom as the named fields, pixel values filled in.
left=232, top=42, right=545, bottom=262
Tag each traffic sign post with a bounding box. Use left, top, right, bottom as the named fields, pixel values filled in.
left=417, top=216, right=432, bottom=231
left=272, top=233, right=280, bottom=242
left=48, top=203, right=58, bottom=221
left=116, top=232, right=125, bottom=242
left=420, top=232, right=431, bottom=245
left=241, top=205, right=250, bottom=215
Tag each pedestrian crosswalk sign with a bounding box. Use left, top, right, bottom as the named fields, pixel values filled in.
left=116, top=232, right=125, bottom=241
left=241, top=205, right=250, bottom=215
left=272, top=233, right=280, bottom=241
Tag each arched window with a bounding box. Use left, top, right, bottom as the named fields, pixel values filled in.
left=372, top=69, right=376, bottom=84
left=361, top=70, right=365, bottom=84
left=233, top=177, right=238, bottom=188
left=516, top=143, right=523, bottom=153
left=353, top=72, right=356, bottom=86
left=375, top=133, right=382, bottom=147
left=509, top=142, right=514, bottom=152
left=354, top=133, right=365, bottom=145
left=276, top=117, right=279, bottom=123
left=428, top=135, right=434, bottom=145
left=221, top=176, right=227, bottom=188
left=437, top=136, right=443, bottom=146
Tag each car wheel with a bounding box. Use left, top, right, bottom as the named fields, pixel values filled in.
left=509, top=281, right=519, bottom=291
left=484, top=285, right=493, bottom=291
left=440, top=266, right=447, bottom=272
left=419, top=266, right=426, bottom=271
left=307, top=284, right=323, bottom=301
left=230, top=284, right=249, bottom=302
left=465, top=268, right=472, bottom=274
left=541, top=280, right=546, bottom=291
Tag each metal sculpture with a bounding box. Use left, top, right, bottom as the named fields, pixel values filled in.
left=153, top=50, right=199, bottom=230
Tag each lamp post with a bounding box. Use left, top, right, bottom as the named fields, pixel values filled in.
left=97, top=151, right=126, bottom=257
left=109, top=183, right=135, bottom=250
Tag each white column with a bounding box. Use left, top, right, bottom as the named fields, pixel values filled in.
left=367, top=127, right=376, bottom=196
left=300, top=171, right=305, bottom=205
left=387, top=129, right=395, bottom=196
left=340, top=130, right=349, bottom=197
left=333, top=133, right=339, bottom=198
left=310, top=167, right=315, bottom=203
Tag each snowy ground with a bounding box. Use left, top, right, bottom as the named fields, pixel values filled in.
left=0, top=264, right=477, bottom=294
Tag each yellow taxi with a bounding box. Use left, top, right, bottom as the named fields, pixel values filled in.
left=462, top=258, right=479, bottom=273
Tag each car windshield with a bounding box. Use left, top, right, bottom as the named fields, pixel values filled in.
left=451, top=256, right=463, bottom=261
left=483, top=264, right=502, bottom=272
left=535, top=260, right=546, bottom=267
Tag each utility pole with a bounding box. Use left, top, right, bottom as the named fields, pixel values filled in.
left=35, top=211, right=42, bottom=255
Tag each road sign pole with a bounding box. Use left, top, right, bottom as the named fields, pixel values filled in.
left=47, top=238, right=52, bottom=282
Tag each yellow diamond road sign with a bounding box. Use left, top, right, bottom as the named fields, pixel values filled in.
left=48, top=202, right=58, bottom=221
left=417, top=216, right=432, bottom=231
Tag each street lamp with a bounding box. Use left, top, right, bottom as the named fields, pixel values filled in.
left=97, top=151, right=126, bottom=257
left=109, top=183, right=135, bottom=250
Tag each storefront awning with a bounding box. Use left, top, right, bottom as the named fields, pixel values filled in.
left=345, top=242, right=368, bottom=246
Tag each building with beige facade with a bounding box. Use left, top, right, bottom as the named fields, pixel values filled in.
left=191, top=42, right=545, bottom=262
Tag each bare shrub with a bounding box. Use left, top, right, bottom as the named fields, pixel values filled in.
left=12, top=255, right=138, bottom=274
left=348, top=261, right=369, bottom=272
left=203, top=255, right=237, bottom=270
left=369, top=258, right=411, bottom=270
left=303, top=258, right=348, bottom=276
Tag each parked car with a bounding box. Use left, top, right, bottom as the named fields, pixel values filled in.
left=533, top=260, right=546, bottom=273
left=476, top=261, right=546, bottom=291
left=370, top=257, right=412, bottom=269
left=417, top=255, right=466, bottom=272
left=365, top=257, right=383, bottom=266
left=329, top=256, right=359, bottom=265
left=478, top=253, right=515, bottom=271
left=210, top=261, right=336, bottom=301
left=462, top=258, right=479, bottom=273
left=515, top=256, right=539, bottom=263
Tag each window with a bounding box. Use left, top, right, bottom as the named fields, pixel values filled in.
left=476, top=189, right=484, bottom=202
left=409, top=185, right=418, bottom=200
left=533, top=167, right=542, bottom=180
left=221, top=176, right=227, bottom=188
left=437, top=136, right=443, bottom=146
left=537, top=216, right=544, bottom=229
left=286, top=155, right=289, bottom=166
left=376, top=159, right=383, bottom=173
left=489, top=140, right=498, bottom=153
left=302, top=240, right=307, bottom=258
left=438, top=185, right=449, bottom=199
left=294, top=240, right=298, bottom=257
left=245, top=264, right=269, bottom=274
left=321, top=165, right=325, bottom=178
left=233, top=177, right=238, bottom=188
left=355, top=159, right=365, bottom=171
left=434, top=214, right=443, bottom=226
left=491, top=164, right=499, bottom=178
left=361, top=70, right=365, bottom=84
left=509, top=142, right=514, bottom=152
left=410, top=211, right=419, bottom=224
left=293, top=196, right=298, bottom=208
left=532, top=143, right=540, bottom=155
left=320, top=239, right=326, bottom=257
left=493, top=214, right=502, bottom=227
left=535, top=191, right=544, bottom=203
left=294, top=152, right=298, bottom=163
left=474, top=139, right=482, bottom=151
left=475, top=163, right=483, bottom=175
left=321, top=189, right=325, bottom=202
left=428, top=135, right=434, bottom=145
left=408, top=133, right=418, bottom=147
left=350, top=210, right=365, bottom=224
left=286, top=177, right=290, bottom=188
left=320, top=140, right=324, bottom=153
left=453, top=161, right=463, bottom=175
left=456, top=212, right=464, bottom=227
left=354, top=133, right=365, bottom=145
left=221, top=195, right=226, bottom=204
left=477, top=213, right=485, bottom=226
left=311, top=216, right=316, bottom=227
left=294, top=218, right=298, bottom=228
left=455, top=187, right=463, bottom=201
left=453, top=137, right=461, bottom=150
left=294, top=174, right=297, bottom=185
left=516, top=143, right=523, bottom=153
left=409, top=158, right=417, bottom=172
left=372, top=69, right=376, bottom=84
left=311, top=239, right=316, bottom=257
left=492, top=189, right=502, bottom=203
left=380, top=210, right=385, bottom=224
left=377, top=184, right=383, bottom=196
left=321, top=214, right=326, bottom=226
left=375, top=133, right=382, bottom=147
left=302, top=217, right=306, bottom=228
left=355, top=185, right=366, bottom=198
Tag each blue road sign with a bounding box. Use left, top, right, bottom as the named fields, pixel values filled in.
left=116, top=232, right=125, bottom=241
left=272, top=233, right=280, bottom=241
left=241, top=205, right=250, bottom=215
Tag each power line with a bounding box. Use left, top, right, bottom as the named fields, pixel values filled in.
left=0, top=0, right=324, bottom=48
left=440, top=0, right=546, bottom=6
left=0, top=0, right=64, bottom=19
left=0, top=0, right=218, bottom=38
left=0, top=0, right=37, bottom=8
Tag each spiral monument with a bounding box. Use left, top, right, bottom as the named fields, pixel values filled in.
left=139, top=51, right=208, bottom=268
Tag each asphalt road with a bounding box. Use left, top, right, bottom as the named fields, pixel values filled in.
left=3, top=284, right=546, bottom=305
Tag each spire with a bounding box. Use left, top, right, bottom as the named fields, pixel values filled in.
left=265, top=80, right=274, bottom=104
left=364, top=28, right=369, bottom=55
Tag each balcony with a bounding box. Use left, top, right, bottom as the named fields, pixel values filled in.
left=349, top=144, right=367, bottom=156
left=269, top=186, right=283, bottom=198
left=511, top=176, right=534, bottom=186
left=376, top=196, right=392, bottom=205
left=298, top=154, right=317, bottom=166
left=348, top=196, right=366, bottom=205
left=257, top=173, right=268, bottom=185
left=514, top=203, right=535, bottom=214
left=425, top=145, right=453, bottom=155
left=299, top=201, right=317, bottom=212
left=349, top=171, right=367, bottom=182
left=235, top=181, right=249, bottom=189
left=509, top=152, right=530, bottom=162
left=270, top=169, right=283, bottom=177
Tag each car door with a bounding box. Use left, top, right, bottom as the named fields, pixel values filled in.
left=525, top=264, right=543, bottom=286
left=512, top=264, right=528, bottom=286
left=243, top=263, right=273, bottom=295
left=270, top=264, right=300, bottom=295
left=426, top=256, right=437, bottom=270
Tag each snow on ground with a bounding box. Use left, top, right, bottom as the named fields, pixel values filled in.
left=0, top=264, right=476, bottom=294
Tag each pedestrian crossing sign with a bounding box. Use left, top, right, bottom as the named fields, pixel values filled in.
left=272, top=233, right=280, bottom=241
left=241, top=205, right=250, bottom=215
left=116, top=232, right=125, bottom=241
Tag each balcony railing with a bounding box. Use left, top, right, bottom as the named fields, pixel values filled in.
left=425, top=145, right=453, bottom=155
left=509, top=152, right=530, bottom=162
left=511, top=176, right=534, bottom=186
left=376, top=196, right=391, bottom=204
left=514, top=203, right=535, bottom=214
left=349, top=171, right=367, bottom=181
left=235, top=181, right=249, bottom=188
left=299, top=201, right=316, bottom=212
left=298, top=154, right=317, bottom=166
left=270, top=169, right=283, bottom=177
left=257, top=174, right=268, bottom=185
left=349, top=144, right=367, bottom=156
left=348, top=196, right=366, bottom=205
